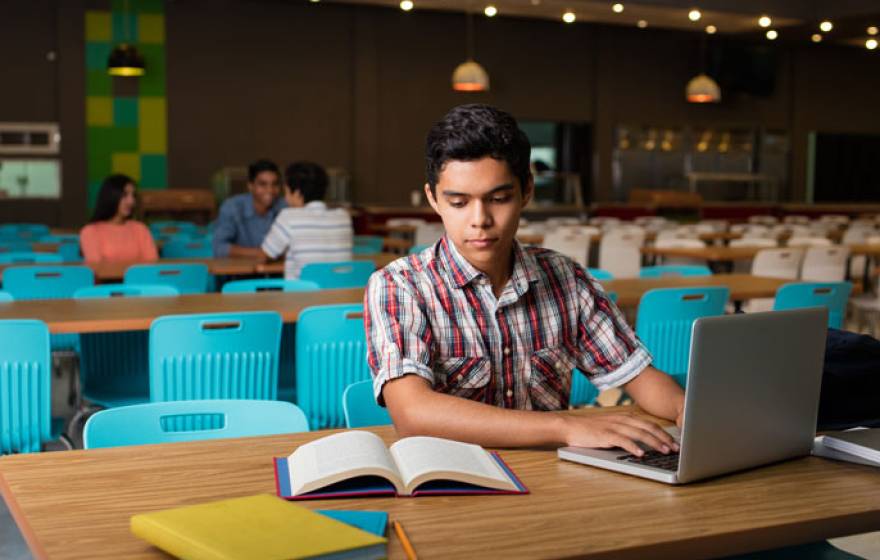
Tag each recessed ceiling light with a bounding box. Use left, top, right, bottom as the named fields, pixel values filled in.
left=867, top=38, right=879, bottom=50
left=637, top=19, right=648, bottom=28
left=399, top=0, right=413, bottom=10
left=811, top=33, right=822, bottom=43
left=766, top=29, right=778, bottom=40
left=819, top=20, right=833, bottom=32
left=758, top=15, right=771, bottom=28
left=688, top=9, right=701, bottom=22
left=484, top=4, right=497, bottom=17
left=562, top=10, right=576, bottom=23
left=705, top=24, right=716, bottom=34
left=612, top=3, right=624, bottom=13
left=868, top=26, right=879, bottom=36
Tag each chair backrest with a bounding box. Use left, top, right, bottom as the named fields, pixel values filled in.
left=386, top=218, right=425, bottom=228
left=414, top=223, right=445, bottom=246
left=639, top=265, right=712, bottom=278
left=0, top=320, right=51, bottom=453
left=787, top=237, right=832, bottom=248
left=55, top=242, right=82, bottom=262
left=0, top=223, right=50, bottom=240
left=0, top=241, right=32, bottom=253
left=842, top=227, right=872, bottom=245
left=300, top=260, right=375, bottom=289
left=2, top=265, right=94, bottom=300
left=654, top=238, right=706, bottom=249
left=751, top=248, right=803, bottom=279
left=570, top=370, right=600, bottom=407
left=0, top=291, right=12, bottom=302
left=748, top=215, right=778, bottom=226
left=598, top=242, right=641, bottom=279
left=636, top=287, right=729, bottom=386
left=296, top=304, right=370, bottom=429
left=83, top=399, right=309, bottom=449
left=149, top=221, right=198, bottom=237
left=221, top=279, right=320, bottom=293
left=773, top=282, right=852, bottom=329
left=74, top=283, right=180, bottom=299
left=542, top=230, right=590, bottom=267
left=161, top=239, right=213, bottom=259
left=124, top=263, right=210, bottom=294
left=0, top=252, right=64, bottom=264
left=801, top=246, right=850, bottom=282
left=783, top=215, right=810, bottom=225
left=353, top=235, right=384, bottom=255
left=150, top=311, right=282, bottom=402
left=409, top=243, right=432, bottom=255
left=587, top=268, right=614, bottom=280
left=603, top=228, right=646, bottom=246
left=342, top=380, right=392, bottom=428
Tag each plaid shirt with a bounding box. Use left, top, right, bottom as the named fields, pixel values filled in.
left=364, top=237, right=652, bottom=410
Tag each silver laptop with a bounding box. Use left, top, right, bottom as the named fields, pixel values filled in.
left=558, top=308, right=828, bottom=484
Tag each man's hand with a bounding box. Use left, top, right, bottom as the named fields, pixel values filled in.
left=560, top=413, right=679, bottom=457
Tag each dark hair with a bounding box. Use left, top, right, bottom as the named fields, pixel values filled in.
left=247, top=159, right=280, bottom=182
left=90, top=174, right=136, bottom=222
left=285, top=161, right=329, bottom=203
left=425, top=104, right=531, bottom=194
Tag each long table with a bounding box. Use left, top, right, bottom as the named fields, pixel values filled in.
left=2, top=406, right=878, bottom=559
left=603, top=274, right=790, bottom=307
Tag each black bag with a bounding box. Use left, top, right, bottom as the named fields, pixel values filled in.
left=817, top=328, right=880, bottom=431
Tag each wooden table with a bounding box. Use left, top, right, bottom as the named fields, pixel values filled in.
left=255, top=253, right=400, bottom=275
left=603, top=274, right=790, bottom=307
left=2, top=406, right=879, bottom=559
left=0, top=288, right=365, bottom=334
left=641, top=246, right=763, bottom=263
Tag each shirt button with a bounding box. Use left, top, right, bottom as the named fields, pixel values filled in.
left=503, top=347, right=510, bottom=355
left=506, top=389, right=513, bottom=398
left=555, top=361, right=563, bottom=369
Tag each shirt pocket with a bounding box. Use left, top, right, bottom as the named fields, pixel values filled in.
left=434, top=356, right=491, bottom=402
left=529, top=345, right=578, bottom=410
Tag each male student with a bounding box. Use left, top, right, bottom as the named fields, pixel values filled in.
left=261, top=161, right=353, bottom=279
left=213, top=159, right=286, bottom=258
left=365, top=104, right=684, bottom=457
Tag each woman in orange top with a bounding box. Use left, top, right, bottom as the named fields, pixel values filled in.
left=80, top=174, right=159, bottom=263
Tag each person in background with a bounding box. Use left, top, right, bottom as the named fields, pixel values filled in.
left=80, top=174, right=159, bottom=263
left=212, top=159, right=285, bottom=258
left=261, top=161, right=353, bottom=279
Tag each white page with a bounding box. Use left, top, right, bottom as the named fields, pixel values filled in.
left=389, top=436, right=508, bottom=490
left=287, top=431, right=400, bottom=495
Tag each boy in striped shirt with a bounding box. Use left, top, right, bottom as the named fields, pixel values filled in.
left=365, top=105, right=684, bottom=457
left=261, top=162, right=353, bottom=279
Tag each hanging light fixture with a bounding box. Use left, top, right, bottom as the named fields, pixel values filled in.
left=107, top=0, right=145, bottom=77
left=685, top=34, right=719, bottom=103
left=452, top=4, right=490, bottom=92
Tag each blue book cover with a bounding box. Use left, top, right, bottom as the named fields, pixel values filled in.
left=316, top=510, right=388, bottom=537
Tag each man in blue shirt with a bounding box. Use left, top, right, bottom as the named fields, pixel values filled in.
left=213, top=159, right=286, bottom=258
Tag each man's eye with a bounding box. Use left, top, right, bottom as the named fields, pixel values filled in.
left=449, top=200, right=466, bottom=208
left=491, top=195, right=511, bottom=203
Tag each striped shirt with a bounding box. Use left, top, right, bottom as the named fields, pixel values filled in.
left=261, top=201, right=353, bottom=279
left=365, top=236, right=652, bottom=410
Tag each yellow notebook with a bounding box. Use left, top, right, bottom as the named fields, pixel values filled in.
left=130, top=494, right=387, bottom=560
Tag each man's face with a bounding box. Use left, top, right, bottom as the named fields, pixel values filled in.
left=425, top=157, right=531, bottom=273
left=248, top=170, right=281, bottom=210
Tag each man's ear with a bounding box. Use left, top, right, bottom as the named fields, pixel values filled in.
left=425, top=183, right=440, bottom=214
left=520, top=173, right=534, bottom=208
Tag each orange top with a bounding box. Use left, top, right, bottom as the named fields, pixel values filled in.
left=79, top=221, right=159, bottom=263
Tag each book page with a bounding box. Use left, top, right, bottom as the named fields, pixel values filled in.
left=287, top=431, right=403, bottom=495
left=389, top=436, right=514, bottom=494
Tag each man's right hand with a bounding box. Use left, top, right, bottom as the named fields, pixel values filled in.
left=560, top=413, right=679, bottom=457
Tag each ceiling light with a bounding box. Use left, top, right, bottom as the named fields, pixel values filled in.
left=868, top=26, right=879, bottom=36
left=867, top=38, right=879, bottom=50
left=705, top=24, right=716, bottom=34
left=107, top=44, right=145, bottom=77
left=309, top=0, right=320, bottom=3
left=452, top=61, right=490, bottom=91
left=637, top=19, right=648, bottom=28
left=562, top=11, right=576, bottom=23
left=400, top=0, right=414, bottom=11
left=688, top=9, right=701, bottom=22
left=758, top=15, right=771, bottom=28
left=811, top=33, right=822, bottom=43
left=612, top=3, right=624, bottom=13
left=766, top=29, right=778, bottom=40
left=819, top=20, right=833, bottom=32
left=484, top=4, right=497, bottom=17
left=685, top=73, right=720, bottom=103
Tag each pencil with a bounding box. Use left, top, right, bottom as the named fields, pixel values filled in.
left=393, top=520, right=418, bottom=560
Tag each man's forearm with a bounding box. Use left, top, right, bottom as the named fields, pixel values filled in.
left=624, top=366, right=684, bottom=421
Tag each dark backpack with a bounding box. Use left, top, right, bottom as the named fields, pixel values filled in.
left=818, top=328, right=880, bottom=431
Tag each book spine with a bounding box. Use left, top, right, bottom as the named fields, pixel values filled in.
left=131, top=515, right=226, bottom=560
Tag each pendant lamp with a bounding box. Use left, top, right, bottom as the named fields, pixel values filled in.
left=452, top=6, right=489, bottom=92
left=107, top=0, right=145, bottom=77
left=685, top=73, right=720, bottom=103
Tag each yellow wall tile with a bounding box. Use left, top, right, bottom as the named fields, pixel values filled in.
left=139, top=98, right=167, bottom=153
left=138, top=14, right=165, bottom=44
left=86, top=11, right=112, bottom=42
left=112, top=153, right=141, bottom=182
left=86, top=97, right=113, bottom=126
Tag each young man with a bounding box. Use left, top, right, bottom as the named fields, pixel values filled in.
left=365, top=104, right=684, bottom=457
left=261, top=161, right=353, bottom=279
left=213, top=159, right=286, bottom=258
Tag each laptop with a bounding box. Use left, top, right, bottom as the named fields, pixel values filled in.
left=558, top=308, right=828, bottom=484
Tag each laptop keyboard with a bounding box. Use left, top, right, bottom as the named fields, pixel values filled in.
left=618, top=450, right=680, bottom=471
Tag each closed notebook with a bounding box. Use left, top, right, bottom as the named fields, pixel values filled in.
left=130, top=494, right=387, bottom=560
left=814, top=428, right=880, bottom=466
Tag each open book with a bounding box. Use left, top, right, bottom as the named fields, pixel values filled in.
left=274, top=431, right=528, bottom=499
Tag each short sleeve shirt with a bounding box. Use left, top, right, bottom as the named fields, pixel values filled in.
left=364, top=236, right=653, bottom=410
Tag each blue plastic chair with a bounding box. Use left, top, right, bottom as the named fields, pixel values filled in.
left=297, top=304, right=371, bottom=429
left=0, top=320, right=52, bottom=454
left=0, top=241, right=32, bottom=253
left=342, top=380, right=392, bottom=428
left=0, top=252, right=63, bottom=264
left=74, top=284, right=180, bottom=299
left=2, top=265, right=94, bottom=300
left=587, top=268, right=614, bottom=280
left=124, top=263, right=210, bottom=294
left=83, top=399, right=309, bottom=449
left=221, top=278, right=320, bottom=402
left=161, top=239, right=214, bottom=259
left=636, top=287, right=729, bottom=388
left=570, top=371, right=600, bottom=407
left=0, top=224, right=50, bottom=240
left=639, top=265, right=712, bottom=278
left=353, top=235, right=384, bottom=255
left=300, top=261, right=376, bottom=289
left=773, top=282, right=852, bottom=329
left=0, top=291, right=12, bottom=302
left=409, top=243, right=432, bottom=255
left=38, top=234, right=79, bottom=244
left=149, top=221, right=197, bottom=237
left=56, top=243, right=82, bottom=262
